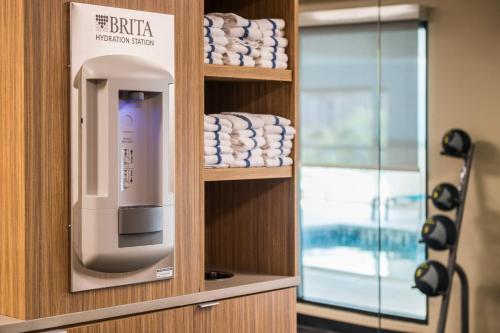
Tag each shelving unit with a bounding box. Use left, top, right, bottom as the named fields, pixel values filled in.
left=204, top=64, right=292, bottom=82
left=204, top=166, right=293, bottom=182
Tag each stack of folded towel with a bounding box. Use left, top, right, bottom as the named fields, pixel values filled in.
left=204, top=115, right=233, bottom=168
left=204, top=14, right=228, bottom=65
left=260, top=114, right=294, bottom=167
left=253, top=19, right=288, bottom=69
left=212, top=112, right=266, bottom=168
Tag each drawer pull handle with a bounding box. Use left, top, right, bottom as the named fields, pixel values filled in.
left=197, top=301, right=220, bottom=309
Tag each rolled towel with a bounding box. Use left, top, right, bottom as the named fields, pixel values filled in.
left=253, top=18, right=286, bottom=31
left=204, top=44, right=226, bottom=54
left=204, top=122, right=232, bottom=133
left=223, top=27, right=262, bottom=41
left=262, top=148, right=291, bottom=158
left=204, top=27, right=225, bottom=37
left=264, top=134, right=294, bottom=143
left=212, top=13, right=257, bottom=29
left=257, top=114, right=291, bottom=126
left=260, top=46, right=285, bottom=54
left=264, top=156, right=293, bottom=167
left=216, top=113, right=265, bottom=130
left=204, top=114, right=232, bottom=128
left=231, top=128, right=264, bottom=138
left=204, top=131, right=231, bottom=141
left=223, top=53, right=256, bottom=67
left=259, top=51, right=288, bottom=62
left=204, top=14, right=224, bottom=28
left=204, top=36, right=229, bottom=46
left=205, top=145, right=233, bottom=156
left=231, top=137, right=266, bottom=152
left=233, top=148, right=263, bottom=160
left=255, top=59, right=287, bottom=69
left=263, top=140, right=293, bottom=150
left=205, top=138, right=231, bottom=147
left=264, top=125, right=295, bottom=135
left=204, top=51, right=223, bottom=60
left=230, top=156, right=265, bottom=168
left=226, top=42, right=260, bottom=58
left=205, top=154, right=235, bottom=166
left=262, top=29, right=285, bottom=38
left=261, top=36, right=288, bottom=48
left=204, top=58, right=223, bottom=65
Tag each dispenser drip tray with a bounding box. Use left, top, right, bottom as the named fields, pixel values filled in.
left=205, top=270, right=234, bottom=281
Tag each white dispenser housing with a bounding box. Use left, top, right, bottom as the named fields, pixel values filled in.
left=71, top=55, right=175, bottom=291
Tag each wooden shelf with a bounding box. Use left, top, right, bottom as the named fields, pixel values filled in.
left=204, top=64, right=292, bottom=82
left=204, top=166, right=292, bottom=182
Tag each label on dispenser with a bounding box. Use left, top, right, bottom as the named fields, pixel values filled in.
left=121, top=148, right=134, bottom=191
left=156, top=267, right=173, bottom=279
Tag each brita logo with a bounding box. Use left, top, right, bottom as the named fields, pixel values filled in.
left=95, top=14, right=153, bottom=37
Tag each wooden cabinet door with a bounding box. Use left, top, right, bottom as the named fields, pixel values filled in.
left=194, top=288, right=296, bottom=333
left=67, top=306, right=193, bottom=333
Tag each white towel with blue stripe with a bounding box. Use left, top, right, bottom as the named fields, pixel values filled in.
left=265, top=134, right=294, bottom=143
left=230, top=156, right=265, bottom=168
left=205, top=145, right=233, bottom=156
left=204, top=36, right=229, bottom=46
left=262, top=148, right=291, bottom=158
left=205, top=138, right=231, bottom=147
left=260, top=36, right=288, bottom=48
left=231, top=136, right=266, bottom=152
left=204, top=15, right=224, bottom=28
left=257, top=114, right=291, bottom=126
left=205, top=154, right=235, bottom=165
left=223, top=52, right=255, bottom=67
left=204, top=44, right=226, bottom=54
left=253, top=18, right=286, bottom=31
left=205, top=114, right=232, bottom=128
left=216, top=113, right=265, bottom=130
left=204, top=122, right=232, bottom=133
left=204, top=27, right=225, bottom=37
left=226, top=42, right=260, bottom=58
left=264, top=156, right=293, bottom=167
left=204, top=131, right=230, bottom=141
left=223, top=26, right=262, bottom=41
left=262, top=29, right=285, bottom=38
left=259, top=51, right=288, bottom=62
left=204, top=58, right=223, bottom=65
left=233, top=148, right=263, bottom=160
left=204, top=52, right=223, bottom=60
left=263, top=140, right=293, bottom=150
left=212, top=13, right=257, bottom=29
left=231, top=128, right=264, bottom=138
left=256, top=59, right=287, bottom=69
left=260, top=46, right=285, bottom=54
left=264, top=125, right=296, bottom=135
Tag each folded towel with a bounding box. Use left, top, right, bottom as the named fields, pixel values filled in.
left=212, top=13, right=257, bottom=29
left=264, top=134, right=294, bottom=143
left=233, top=148, right=263, bottom=160
left=264, top=156, right=293, bottom=167
left=216, top=113, right=265, bottom=130
left=226, top=42, right=260, bottom=58
left=204, top=114, right=232, bottom=128
left=204, top=131, right=231, bottom=141
left=205, top=138, right=231, bottom=147
left=259, top=51, right=288, bottom=62
left=223, top=53, right=256, bottom=67
left=223, top=27, right=262, bottom=41
left=262, top=148, right=291, bottom=158
left=204, top=27, right=225, bottom=37
left=204, top=36, right=229, bottom=46
left=262, top=29, right=285, bottom=38
left=264, top=125, right=296, bottom=135
left=230, top=156, right=265, bottom=168
left=253, top=18, right=286, bottom=31
left=205, top=154, right=235, bottom=165
left=231, top=136, right=266, bottom=151
left=263, top=140, right=293, bottom=150
left=204, top=15, right=224, bottom=28
left=231, top=128, right=264, bottom=138
left=204, top=44, right=226, bottom=54
left=204, top=122, right=232, bottom=133
left=261, top=36, right=288, bottom=48
left=257, top=114, right=291, bottom=126
left=205, top=163, right=229, bottom=169
left=204, top=51, right=223, bottom=60
left=255, top=59, right=287, bottom=69
left=204, top=58, right=223, bottom=65
left=260, top=46, right=285, bottom=54
left=205, top=145, right=233, bottom=156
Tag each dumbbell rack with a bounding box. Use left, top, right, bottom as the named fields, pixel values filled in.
left=436, top=144, right=475, bottom=333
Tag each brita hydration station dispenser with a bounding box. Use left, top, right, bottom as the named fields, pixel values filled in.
left=70, top=55, right=175, bottom=292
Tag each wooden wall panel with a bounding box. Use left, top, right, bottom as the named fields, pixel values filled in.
left=0, top=0, right=26, bottom=320
left=194, top=288, right=297, bottom=333
left=20, top=0, right=203, bottom=319
left=67, top=306, right=193, bottom=333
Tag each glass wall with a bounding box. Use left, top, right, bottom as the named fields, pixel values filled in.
left=298, top=21, right=427, bottom=320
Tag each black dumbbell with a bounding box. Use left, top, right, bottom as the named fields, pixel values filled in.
left=442, top=129, right=471, bottom=157
left=414, top=260, right=449, bottom=296
left=421, top=215, right=457, bottom=250
left=431, top=183, right=460, bottom=211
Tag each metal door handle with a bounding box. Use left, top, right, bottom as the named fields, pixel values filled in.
left=197, top=301, right=220, bottom=309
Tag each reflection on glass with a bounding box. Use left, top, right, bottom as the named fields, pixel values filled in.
left=299, top=22, right=427, bottom=320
